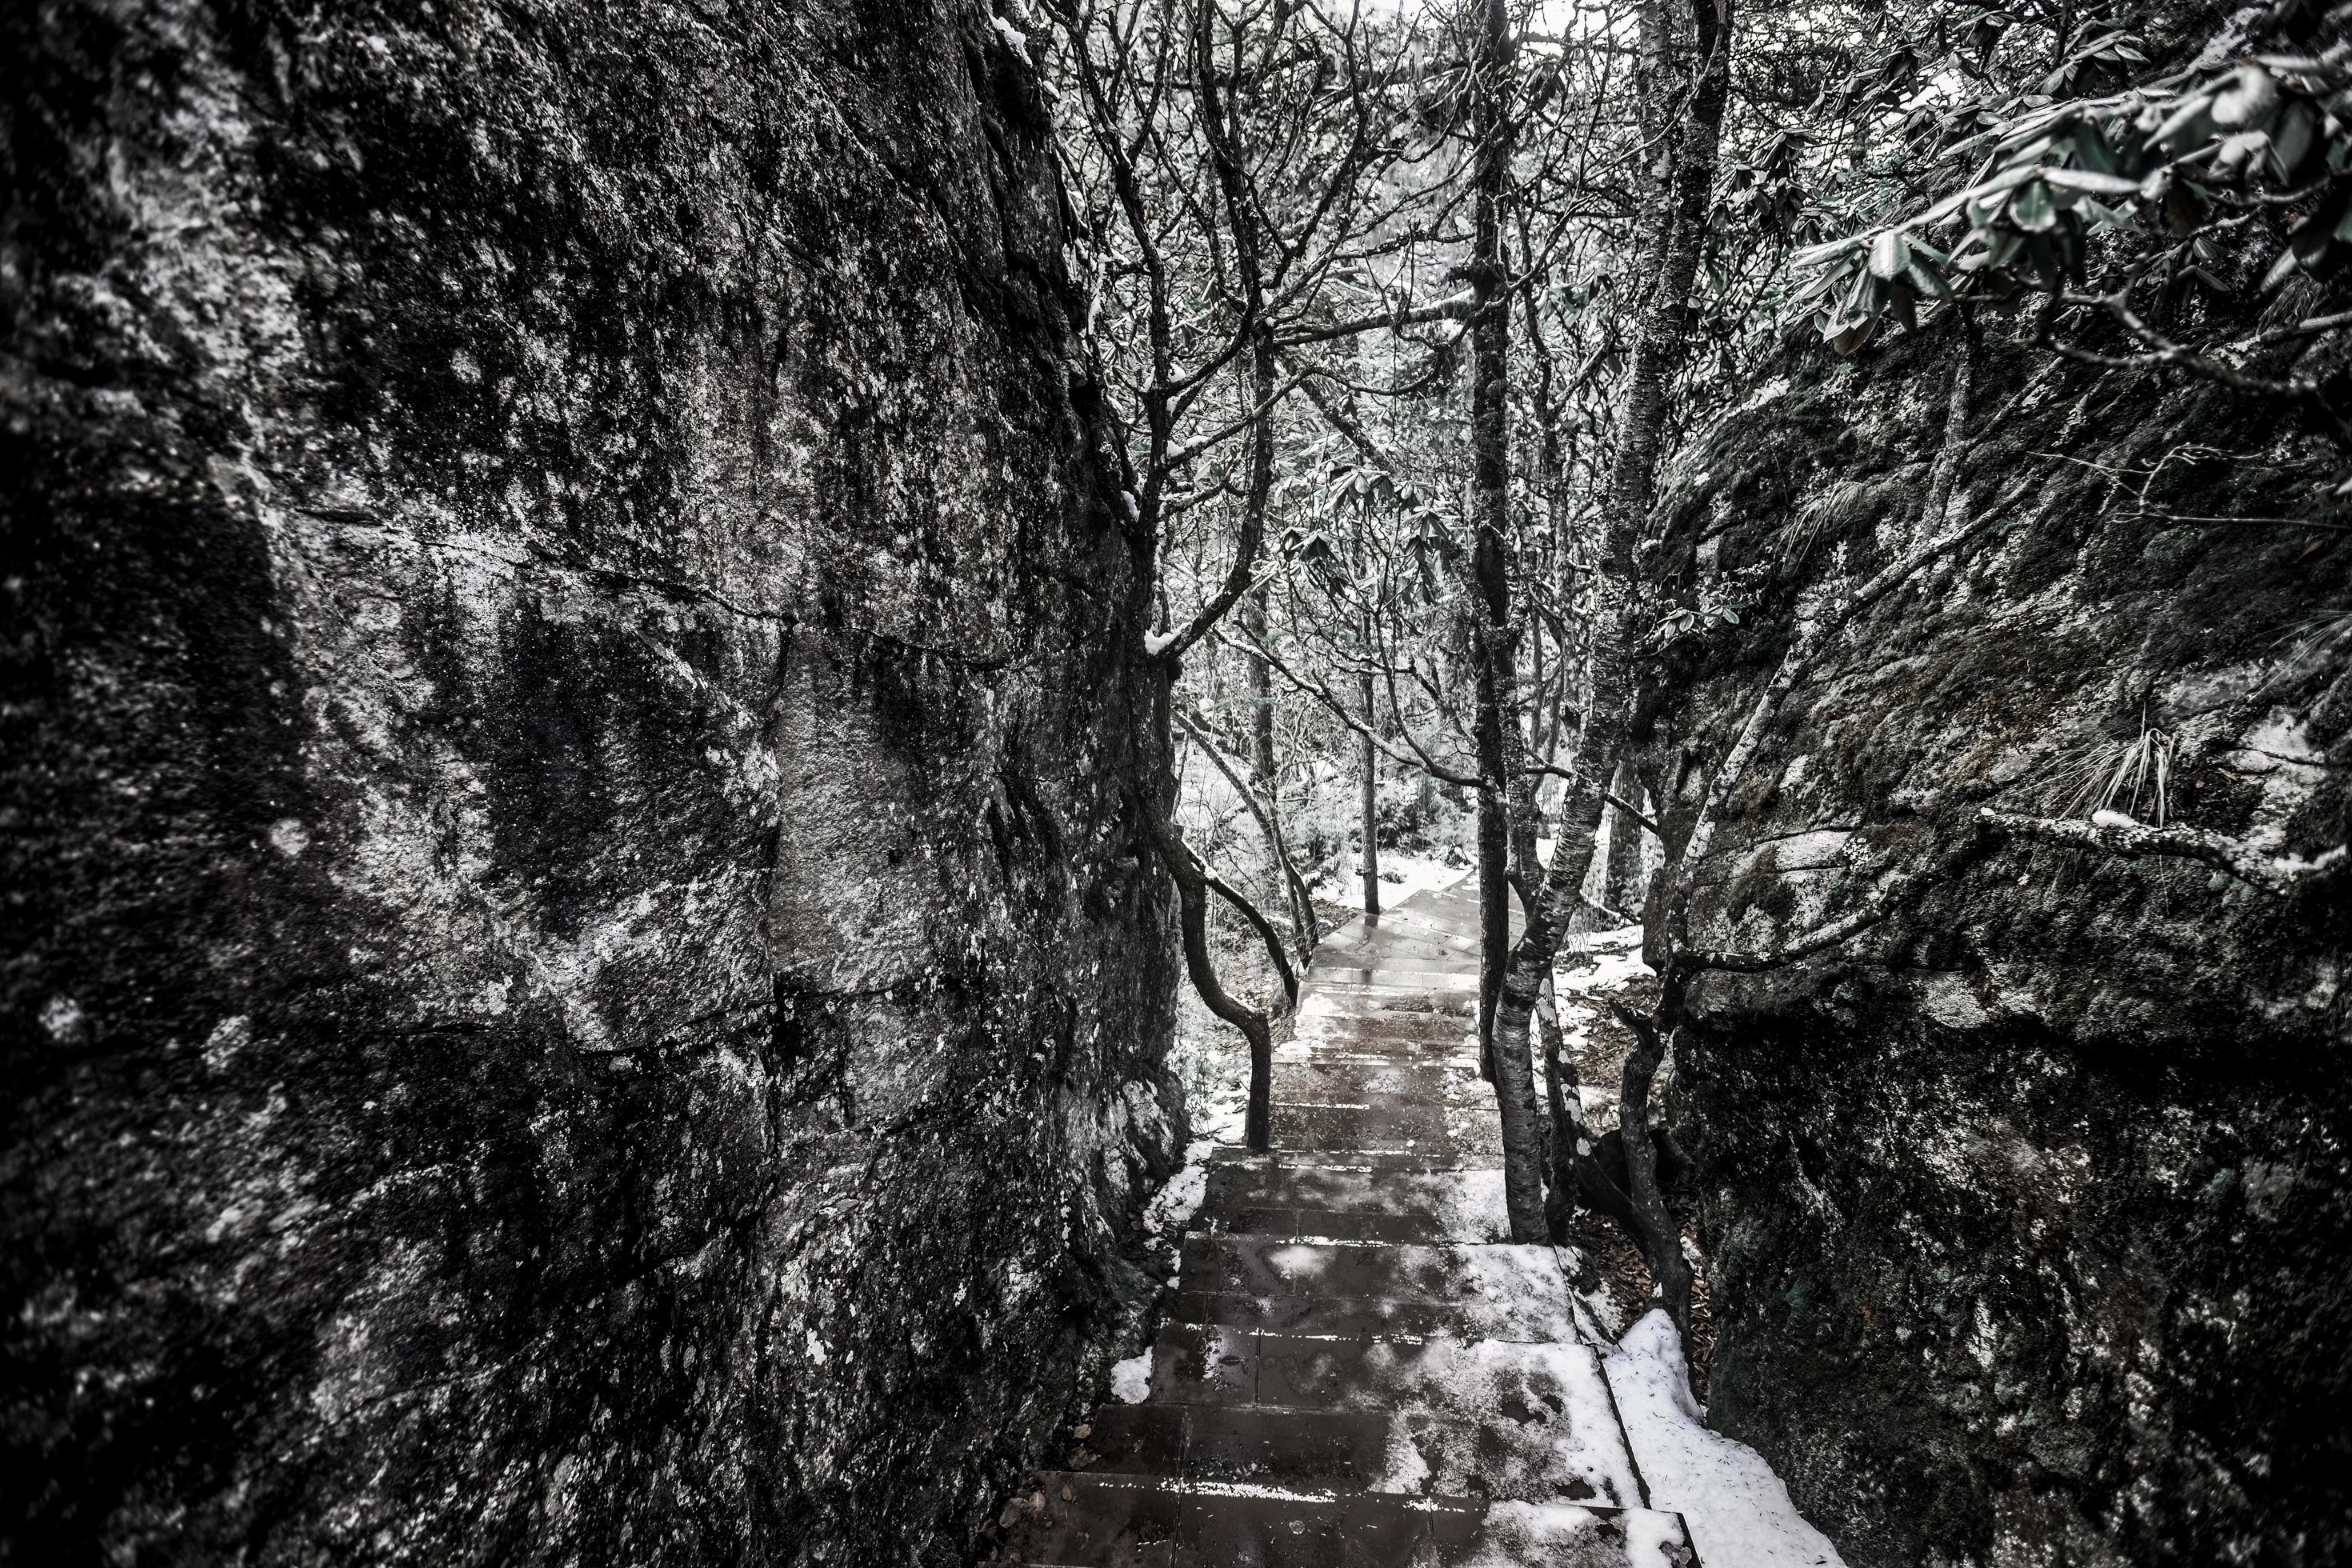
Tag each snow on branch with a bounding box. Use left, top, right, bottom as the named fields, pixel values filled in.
left=1978, top=808, right=2348, bottom=897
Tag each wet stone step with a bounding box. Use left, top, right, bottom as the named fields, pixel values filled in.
left=1202, top=1147, right=1498, bottom=1171
left=1077, top=1402, right=1393, bottom=1490
left=1279, top=1040, right=1474, bottom=1073
left=1320, top=923, right=1481, bottom=951
left=1164, top=1289, right=1544, bottom=1340
left=1142, top=1327, right=1640, bottom=1506
left=1351, top=912, right=1483, bottom=950
left=1274, top=1100, right=1446, bottom=1143
left=1199, top=1151, right=1507, bottom=1184
left=1309, top=967, right=1484, bottom=990
left=1194, top=1206, right=1498, bottom=1246
left=1270, top=1103, right=1503, bottom=1161
left=1309, top=972, right=1479, bottom=996
left=1306, top=978, right=1482, bottom=1006
left=997, top=1474, right=1696, bottom=1568
left=1255, top=1336, right=1640, bottom=1506
left=1313, top=947, right=1484, bottom=976
left=1270, top=1063, right=1465, bottom=1103
left=1197, top=1166, right=1509, bottom=1243
left=1178, top=1238, right=1566, bottom=1306
left=1169, top=1239, right=1582, bottom=1341
left=1294, top=1009, right=1475, bottom=1042
left=1270, top=1074, right=1501, bottom=1121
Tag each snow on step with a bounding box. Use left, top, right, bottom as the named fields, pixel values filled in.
left=1146, top=1323, right=1644, bottom=1506
left=1197, top=1164, right=1511, bottom=1244
left=1270, top=1062, right=1469, bottom=1103
left=998, top=878, right=1750, bottom=1566
left=1174, top=1238, right=1586, bottom=1341
left=1270, top=1101, right=1504, bottom=1161
left=1305, top=972, right=1486, bottom=1002
left=1605, top=1311, right=1846, bottom=1568
left=998, top=1473, right=1698, bottom=1568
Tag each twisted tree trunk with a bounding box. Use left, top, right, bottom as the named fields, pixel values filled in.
left=1460, top=0, right=1547, bottom=1243
left=1490, top=0, right=1734, bottom=1278
left=1360, top=636, right=1382, bottom=917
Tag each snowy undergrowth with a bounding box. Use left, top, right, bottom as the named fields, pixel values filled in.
left=1551, top=925, right=1651, bottom=1130
left=1309, top=850, right=1472, bottom=907
left=1607, top=1310, right=1847, bottom=1568
left=1116, top=990, right=1248, bottom=1406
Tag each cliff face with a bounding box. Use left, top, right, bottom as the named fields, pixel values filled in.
left=1650, top=334, right=2352, bottom=1566
left=1, top=4, right=1178, bottom=1564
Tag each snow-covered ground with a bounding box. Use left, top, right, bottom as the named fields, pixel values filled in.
left=1310, top=850, right=1470, bottom=906
left=1607, top=1310, right=1848, bottom=1568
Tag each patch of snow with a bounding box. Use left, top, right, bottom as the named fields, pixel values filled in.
left=1352, top=1338, right=1641, bottom=1505
left=1556, top=929, right=1651, bottom=997
left=202, top=1014, right=250, bottom=1070
left=1314, top=850, right=1470, bottom=906
left=1146, top=1158, right=1209, bottom=1240
left=1446, top=1501, right=1623, bottom=1566
left=2090, top=808, right=2138, bottom=829
left=1626, top=1507, right=1698, bottom=1566
left=1195, top=1086, right=1250, bottom=1146
left=1110, top=1352, right=1153, bottom=1404
left=989, top=14, right=1033, bottom=65
left=1605, top=1310, right=1847, bottom=1568
left=1142, top=629, right=1178, bottom=657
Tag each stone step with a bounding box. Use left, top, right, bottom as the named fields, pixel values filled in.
left=1077, top=1402, right=1390, bottom=1490
left=1314, top=943, right=1484, bottom=975
left=1272, top=1062, right=1470, bottom=1104
left=1269, top=1102, right=1503, bottom=1162
left=1294, top=1003, right=1474, bottom=1038
left=997, top=1474, right=1694, bottom=1567
left=1350, top=910, right=1484, bottom=950
left=1279, top=1038, right=1476, bottom=1073
left=1203, top=1149, right=1496, bottom=1168
left=1282, top=1031, right=1473, bottom=1058
left=1306, top=974, right=1483, bottom=1002
left=1143, top=1326, right=1643, bottom=1506
left=1002, top=882, right=1698, bottom=1567
left=1169, top=1238, right=1584, bottom=1340
left=1197, top=1166, right=1509, bottom=1244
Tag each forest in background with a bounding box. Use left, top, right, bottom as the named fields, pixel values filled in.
left=1034, top=0, right=2352, bottom=1346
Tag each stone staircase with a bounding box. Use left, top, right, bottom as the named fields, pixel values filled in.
left=1000, top=880, right=1700, bottom=1567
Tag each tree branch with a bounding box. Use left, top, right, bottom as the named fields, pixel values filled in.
left=1978, top=808, right=2348, bottom=897
left=1175, top=704, right=1320, bottom=962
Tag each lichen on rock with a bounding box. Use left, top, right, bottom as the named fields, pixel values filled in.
left=1, top=3, right=1178, bottom=1564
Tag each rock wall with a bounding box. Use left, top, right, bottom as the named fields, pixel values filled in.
left=1, top=3, right=1178, bottom=1564
left=1648, top=330, right=2352, bottom=1565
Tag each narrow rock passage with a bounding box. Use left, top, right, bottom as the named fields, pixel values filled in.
left=1000, top=882, right=1700, bottom=1566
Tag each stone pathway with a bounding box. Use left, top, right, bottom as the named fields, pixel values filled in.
left=1001, top=880, right=1702, bottom=1567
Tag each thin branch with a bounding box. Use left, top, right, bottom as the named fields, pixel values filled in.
left=1979, top=808, right=2348, bottom=897
left=1175, top=704, right=1320, bottom=960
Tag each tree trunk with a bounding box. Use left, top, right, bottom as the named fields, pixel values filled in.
left=1462, top=0, right=1545, bottom=1242
left=1147, top=789, right=1278, bottom=1153
left=1603, top=758, right=1650, bottom=916
left=1488, top=0, right=1733, bottom=1262
left=1360, top=650, right=1382, bottom=917
left=1243, top=585, right=1280, bottom=899
left=1599, top=0, right=1731, bottom=577
left=1612, top=995, right=1697, bottom=1343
